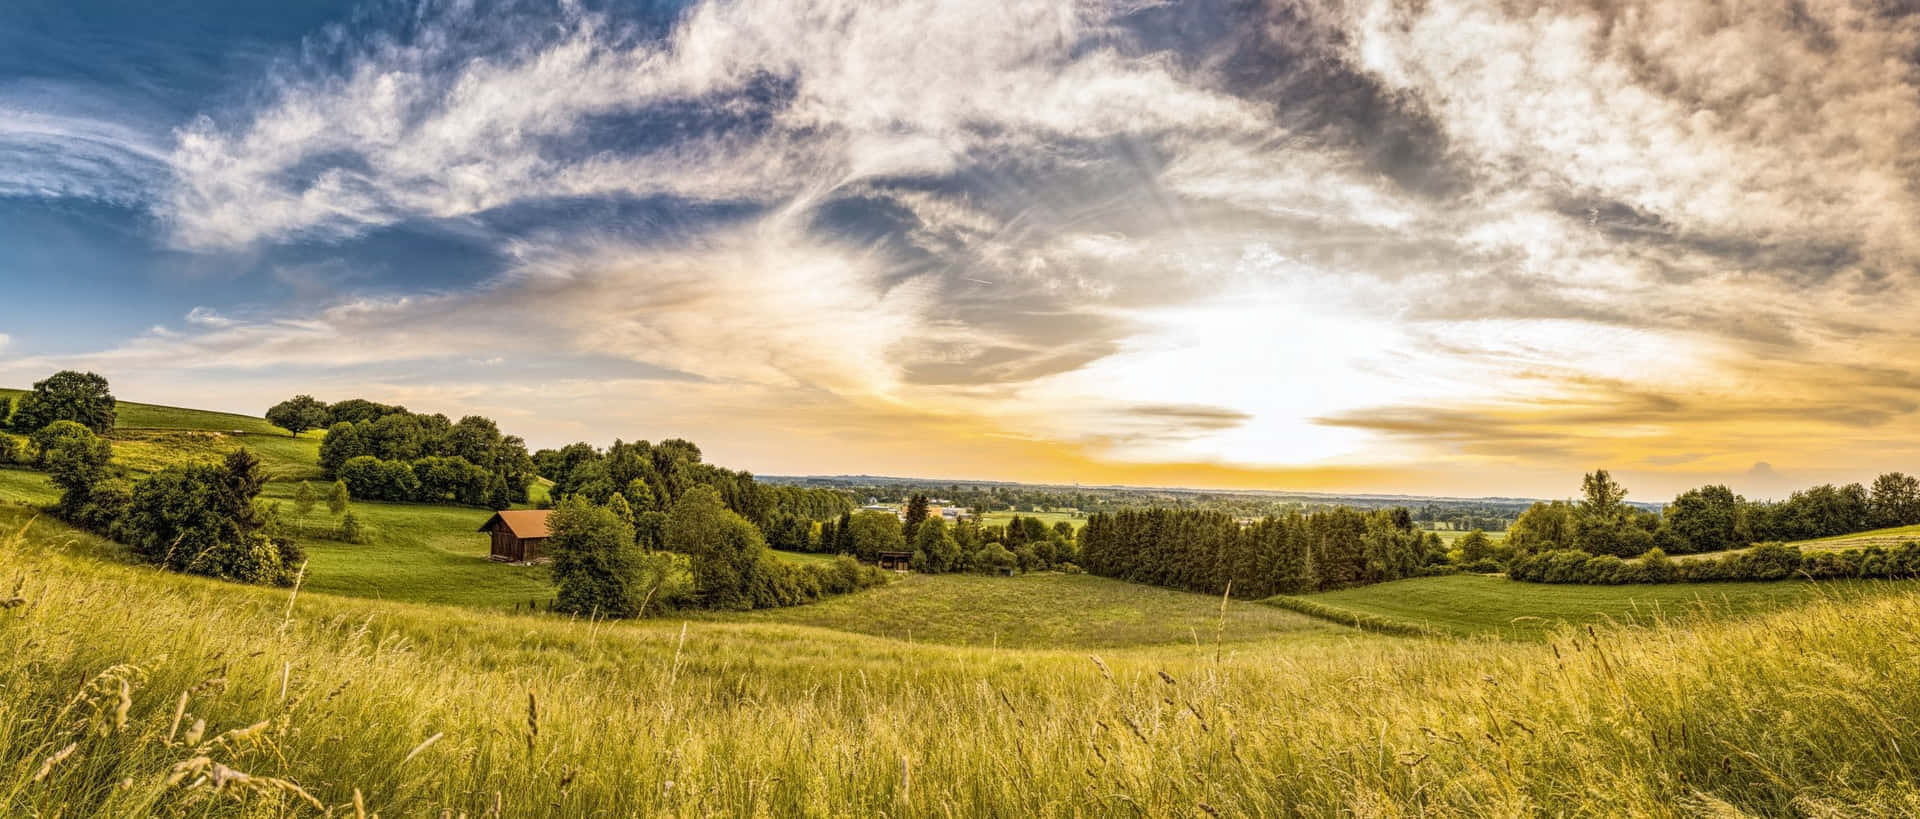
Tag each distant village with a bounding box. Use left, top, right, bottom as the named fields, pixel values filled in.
left=861, top=498, right=972, bottom=523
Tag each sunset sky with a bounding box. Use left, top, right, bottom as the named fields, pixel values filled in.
left=2, top=0, right=1917, bottom=499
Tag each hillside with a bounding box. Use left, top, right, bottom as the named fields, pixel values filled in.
left=9, top=509, right=1920, bottom=814
left=1269, top=574, right=1904, bottom=639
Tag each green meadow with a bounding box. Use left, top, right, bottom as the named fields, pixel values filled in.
left=7, top=396, right=1920, bottom=814
left=978, top=509, right=1086, bottom=531
left=1270, top=572, right=1902, bottom=639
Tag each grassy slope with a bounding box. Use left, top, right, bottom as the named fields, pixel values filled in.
left=0, top=395, right=556, bottom=609
left=1276, top=573, right=1903, bottom=639
left=978, top=509, right=1085, bottom=531
left=9, top=509, right=1920, bottom=815
left=721, top=571, right=1333, bottom=649
left=1422, top=527, right=1508, bottom=544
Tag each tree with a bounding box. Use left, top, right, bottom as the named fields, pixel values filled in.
left=547, top=496, right=645, bottom=618
left=606, top=492, right=636, bottom=526
left=1507, top=501, right=1575, bottom=555
left=1869, top=472, right=1920, bottom=529
left=327, top=480, right=350, bottom=515
left=338, top=511, right=367, bottom=544
left=1457, top=529, right=1496, bottom=563
left=266, top=395, right=331, bottom=437
left=118, top=448, right=297, bottom=585
left=1581, top=470, right=1627, bottom=514
left=1664, top=485, right=1745, bottom=554
left=293, top=482, right=317, bottom=517
left=318, top=423, right=366, bottom=477
left=10, top=371, right=116, bottom=434
left=910, top=516, right=962, bottom=573
left=903, top=493, right=930, bottom=540
left=40, top=421, right=120, bottom=531
left=845, top=510, right=905, bottom=561
left=665, top=486, right=773, bottom=610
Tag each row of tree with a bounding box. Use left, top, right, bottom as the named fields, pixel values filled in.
left=1077, top=507, right=1448, bottom=598
left=546, top=486, right=889, bottom=616
left=535, top=438, right=852, bottom=527
left=37, top=421, right=302, bottom=585
left=313, top=403, right=536, bottom=508
left=1509, top=542, right=1920, bottom=585
left=1506, top=470, right=1920, bottom=558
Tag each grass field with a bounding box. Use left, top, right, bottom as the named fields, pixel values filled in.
left=1273, top=573, right=1900, bottom=639
left=10, top=509, right=1920, bottom=815
left=1421, top=527, right=1508, bottom=544
left=722, top=571, right=1332, bottom=649
left=14, top=393, right=1920, bottom=812
left=979, top=509, right=1085, bottom=531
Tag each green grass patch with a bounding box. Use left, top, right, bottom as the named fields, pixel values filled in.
left=1422, top=527, right=1508, bottom=544
left=0, top=468, right=56, bottom=506
left=771, top=549, right=838, bottom=566
left=10, top=507, right=1920, bottom=814
left=1281, top=573, right=1908, bottom=639
left=978, top=509, right=1085, bottom=531
left=720, top=570, right=1332, bottom=649
left=257, top=483, right=554, bottom=610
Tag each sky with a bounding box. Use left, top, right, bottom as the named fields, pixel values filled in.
left=2, top=0, right=1918, bottom=500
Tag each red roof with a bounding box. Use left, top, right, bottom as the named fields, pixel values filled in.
left=478, top=509, right=551, bottom=539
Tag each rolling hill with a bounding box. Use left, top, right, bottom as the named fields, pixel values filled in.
left=7, top=393, right=1920, bottom=813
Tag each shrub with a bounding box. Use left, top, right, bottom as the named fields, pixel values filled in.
left=338, top=511, right=368, bottom=544
left=1582, top=554, right=1629, bottom=584
left=338, top=456, right=420, bottom=502
left=118, top=450, right=296, bottom=586
left=0, top=434, right=17, bottom=465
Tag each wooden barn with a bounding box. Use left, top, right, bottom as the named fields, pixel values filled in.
left=479, top=510, right=553, bottom=563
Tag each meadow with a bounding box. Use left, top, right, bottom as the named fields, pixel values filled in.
left=8, top=508, right=1920, bottom=815
left=1272, top=572, right=1904, bottom=639
left=978, top=509, right=1085, bottom=531
left=9, top=395, right=1920, bottom=814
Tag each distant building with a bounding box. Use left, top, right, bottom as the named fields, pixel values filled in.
left=479, top=510, right=552, bottom=563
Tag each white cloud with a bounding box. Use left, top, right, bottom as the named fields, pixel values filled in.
left=161, top=0, right=1276, bottom=249
left=1342, top=0, right=1920, bottom=268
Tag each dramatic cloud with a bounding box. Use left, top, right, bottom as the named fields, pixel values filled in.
left=4, top=0, right=1918, bottom=496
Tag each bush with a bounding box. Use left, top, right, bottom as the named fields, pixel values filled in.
left=338, top=511, right=368, bottom=544
left=338, top=456, right=420, bottom=502
left=0, top=434, right=17, bottom=465
left=117, top=450, right=297, bottom=586
left=1509, top=537, right=1920, bottom=585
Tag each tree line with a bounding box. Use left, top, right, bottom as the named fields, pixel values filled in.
left=309, top=399, right=536, bottom=508
left=794, top=494, right=1081, bottom=574
left=1077, top=506, right=1449, bottom=598
left=1509, top=542, right=1920, bottom=585
left=1506, top=469, right=1920, bottom=558
left=545, top=486, right=889, bottom=617
left=532, top=438, right=853, bottom=525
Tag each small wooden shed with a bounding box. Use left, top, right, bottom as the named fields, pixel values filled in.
left=877, top=551, right=912, bottom=571
left=479, top=510, right=552, bottom=563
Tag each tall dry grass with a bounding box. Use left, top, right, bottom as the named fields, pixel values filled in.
left=4, top=510, right=1920, bottom=816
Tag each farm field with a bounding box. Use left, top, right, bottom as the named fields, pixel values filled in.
left=1276, top=573, right=1900, bottom=639
left=12, top=393, right=1920, bottom=813
left=10, top=508, right=1920, bottom=814
left=721, top=570, right=1333, bottom=649
left=978, top=509, right=1085, bottom=531
left=1421, top=527, right=1508, bottom=544
left=1669, top=522, right=1920, bottom=562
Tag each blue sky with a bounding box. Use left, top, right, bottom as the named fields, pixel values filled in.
left=3, top=0, right=1919, bottom=497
